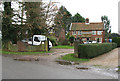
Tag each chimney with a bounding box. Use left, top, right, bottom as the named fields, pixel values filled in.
left=85, top=18, right=89, bottom=24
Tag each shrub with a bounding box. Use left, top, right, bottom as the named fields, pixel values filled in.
left=69, top=36, right=75, bottom=44
left=60, top=39, right=70, bottom=45
left=78, top=43, right=117, bottom=58
left=112, top=37, right=120, bottom=47
left=66, top=33, right=70, bottom=39
left=48, top=37, right=58, bottom=46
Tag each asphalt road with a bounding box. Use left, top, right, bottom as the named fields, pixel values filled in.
left=2, top=55, right=117, bottom=79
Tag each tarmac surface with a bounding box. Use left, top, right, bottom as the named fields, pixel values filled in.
left=2, top=48, right=118, bottom=79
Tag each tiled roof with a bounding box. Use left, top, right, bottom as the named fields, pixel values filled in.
left=70, top=22, right=104, bottom=31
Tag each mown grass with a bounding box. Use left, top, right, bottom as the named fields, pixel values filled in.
left=1, top=50, right=53, bottom=55
left=53, top=45, right=74, bottom=49
left=59, top=53, right=89, bottom=62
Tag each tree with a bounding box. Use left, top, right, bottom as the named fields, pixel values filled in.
left=12, top=1, right=27, bottom=40
left=2, top=2, right=16, bottom=43
left=69, top=36, right=75, bottom=46
left=44, top=0, right=59, bottom=28
left=54, top=6, right=72, bottom=36
left=66, top=33, right=70, bottom=39
left=101, top=15, right=111, bottom=38
left=109, top=33, right=120, bottom=38
left=72, top=13, right=85, bottom=23
left=25, top=2, right=46, bottom=37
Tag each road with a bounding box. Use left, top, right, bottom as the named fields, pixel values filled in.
left=2, top=50, right=118, bottom=79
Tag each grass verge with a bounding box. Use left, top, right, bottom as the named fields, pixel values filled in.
left=53, top=45, right=74, bottom=49
left=2, top=50, right=53, bottom=55
left=59, top=53, right=89, bottom=62
left=118, top=66, right=120, bottom=72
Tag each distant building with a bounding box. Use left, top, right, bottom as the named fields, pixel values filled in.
left=55, top=28, right=65, bottom=41
left=69, top=18, right=105, bottom=43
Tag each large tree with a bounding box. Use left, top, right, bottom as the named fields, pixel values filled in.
left=25, top=2, right=46, bottom=37
left=72, top=13, right=85, bottom=23
left=54, top=6, right=72, bottom=36
left=12, top=1, right=27, bottom=40
left=2, top=2, right=17, bottom=43
left=101, top=15, right=111, bottom=38
left=45, top=0, right=59, bottom=27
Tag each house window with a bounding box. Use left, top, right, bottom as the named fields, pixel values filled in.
left=72, top=31, right=76, bottom=35
left=92, top=31, right=96, bottom=35
left=97, top=31, right=103, bottom=35
left=78, top=31, right=82, bottom=35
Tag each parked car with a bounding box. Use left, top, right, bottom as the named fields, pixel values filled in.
left=92, top=41, right=97, bottom=43
left=83, top=41, right=92, bottom=44
left=22, top=35, right=53, bottom=49
left=83, top=40, right=98, bottom=44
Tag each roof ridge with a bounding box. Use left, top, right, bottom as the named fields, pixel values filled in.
left=72, top=23, right=85, bottom=24
left=72, top=22, right=103, bottom=24
left=90, top=22, right=103, bottom=24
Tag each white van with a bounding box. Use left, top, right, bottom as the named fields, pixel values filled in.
left=22, top=35, right=52, bottom=48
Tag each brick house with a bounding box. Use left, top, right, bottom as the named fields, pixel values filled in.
left=69, top=18, right=105, bottom=43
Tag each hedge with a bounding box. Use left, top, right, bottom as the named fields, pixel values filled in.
left=112, top=37, right=120, bottom=47
left=78, top=43, right=117, bottom=58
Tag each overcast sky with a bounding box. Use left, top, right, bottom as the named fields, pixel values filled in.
left=55, top=0, right=120, bottom=33
left=1, top=0, right=119, bottom=33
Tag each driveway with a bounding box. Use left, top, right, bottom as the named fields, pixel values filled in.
left=2, top=48, right=118, bottom=79
left=81, top=48, right=118, bottom=68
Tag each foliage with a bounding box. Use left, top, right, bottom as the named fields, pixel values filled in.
left=78, top=43, right=117, bottom=58
left=109, top=33, right=120, bottom=38
left=59, top=53, right=89, bottom=62
left=101, top=15, right=111, bottom=38
left=66, top=33, right=70, bottom=39
left=48, top=36, right=58, bottom=46
left=54, top=6, right=72, bottom=36
left=72, top=13, right=85, bottom=23
left=112, top=37, right=120, bottom=47
left=44, top=0, right=58, bottom=30
left=53, top=45, right=74, bottom=49
left=2, top=2, right=17, bottom=43
left=25, top=2, right=46, bottom=37
left=69, top=36, right=75, bottom=44
left=59, top=39, right=70, bottom=45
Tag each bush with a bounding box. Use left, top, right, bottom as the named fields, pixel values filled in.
left=60, top=39, right=70, bottom=45
left=66, top=33, right=70, bottom=39
left=69, top=36, right=75, bottom=44
left=78, top=43, right=117, bottom=58
left=112, top=37, right=120, bottom=47
left=48, top=37, right=58, bottom=46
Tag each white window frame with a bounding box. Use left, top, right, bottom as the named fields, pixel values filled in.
left=72, top=31, right=76, bottom=35
left=78, top=31, right=82, bottom=35
left=92, top=31, right=96, bottom=35
left=97, top=31, right=103, bottom=35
